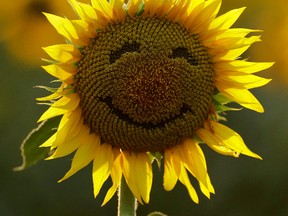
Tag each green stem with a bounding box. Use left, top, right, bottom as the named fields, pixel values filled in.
left=118, top=177, right=137, bottom=216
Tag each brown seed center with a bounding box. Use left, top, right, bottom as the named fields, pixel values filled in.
left=112, top=55, right=183, bottom=124
left=74, top=16, right=215, bottom=152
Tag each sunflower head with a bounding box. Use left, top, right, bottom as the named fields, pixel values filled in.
left=38, top=0, right=272, bottom=205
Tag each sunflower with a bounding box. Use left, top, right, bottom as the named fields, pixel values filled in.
left=38, top=0, right=272, bottom=205
left=0, top=0, right=88, bottom=65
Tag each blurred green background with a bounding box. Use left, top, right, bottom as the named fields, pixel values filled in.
left=1, top=0, right=287, bottom=215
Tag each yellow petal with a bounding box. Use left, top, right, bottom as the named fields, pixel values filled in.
left=121, top=152, right=141, bottom=203
left=215, top=61, right=274, bottom=74
left=213, top=45, right=250, bottom=61
left=42, top=64, right=76, bottom=81
left=199, top=172, right=215, bottom=196
left=166, top=0, right=191, bottom=22
left=185, top=142, right=215, bottom=194
left=69, top=0, right=97, bottom=21
left=51, top=107, right=82, bottom=149
left=36, top=83, right=68, bottom=102
left=216, top=71, right=271, bottom=89
left=180, top=140, right=211, bottom=197
left=53, top=108, right=81, bottom=138
left=51, top=115, right=83, bottom=149
left=40, top=133, right=56, bottom=148
left=216, top=83, right=264, bottom=113
left=163, top=148, right=179, bottom=191
left=173, top=0, right=192, bottom=22
left=189, top=0, right=222, bottom=34
left=164, top=144, right=213, bottom=201
left=71, top=20, right=97, bottom=40
left=206, top=28, right=261, bottom=41
left=197, top=127, right=239, bottom=158
left=44, top=13, right=86, bottom=45
left=213, top=121, right=262, bottom=159
left=210, top=7, right=246, bottom=30
left=110, top=0, right=126, bottom=21
left=47, top=123, right=84, bottom=159
left=186, top=0, right=204, bottom=14
left=198, top=127, right=233, bottom=155
left=51, top=93, right=79, bottom=108
left=43, top=44, right=81, bottom=63
left=179, top=165, right=199, bottom=203
left=92, top=144, right=114, bottom=198
left=205, top=172, right=215, bottom=194
left=38, top=94, right=80, bottom=122
left=204, top=28, right=262, bottom=48
left=58, top=132, right=100, bottom=182
left=38, top=106, right=67, bottom=123
left=102, top=149, right=122, bottom=206
left=122, top=151, right=153, bottom=204
left=197, top=126, right=236, bottom=158
left=91, top=0, right=113, bottom=20
left=127, top=0, right=143, bottom=17
left=155, top=0, right=175, bottom=18
left=182, top=2, right=204, bottom=30
left=197, top=121, right=262, bottom=159
left=204, top=34, right=261, bottom=50
left=142, top=0, right=161, bottom=17
left=69, top=1, right=107, bottom=29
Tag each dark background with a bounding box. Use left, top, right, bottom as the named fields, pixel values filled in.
left=1, top=0, right=287, bottom=215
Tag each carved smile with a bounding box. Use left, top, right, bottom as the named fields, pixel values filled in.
left=100, top=96, right=192, bottom=129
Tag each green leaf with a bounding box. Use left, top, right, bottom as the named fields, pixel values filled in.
left=14, top=116, right=61, bottom=171
left=213, top=92, right=233, bottom=104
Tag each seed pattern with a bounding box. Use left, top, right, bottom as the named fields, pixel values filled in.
left=74, top=16, right=215, bottom=152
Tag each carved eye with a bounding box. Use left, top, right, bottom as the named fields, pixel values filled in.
left=170, top=47, right=198, bottom=65
left=109, top=41, right=141, bottom=64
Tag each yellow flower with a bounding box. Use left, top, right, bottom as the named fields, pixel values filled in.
left=38, top=0, right=272, bottom=205
left=0, top=0, right=89, bottom=65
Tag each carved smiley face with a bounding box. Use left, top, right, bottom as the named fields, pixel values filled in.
left=75, top=16, right=215, bottom=152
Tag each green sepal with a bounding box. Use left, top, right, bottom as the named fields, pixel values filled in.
left=149, top=152, right=163, bottom=169
left=136, top=1, right=145, bottom=16
left=213, top=92, right=233, bottom=104
left=34, top=85, right=59, bottom=93
left=41, top=58, right=58, bottom=64
left=213, top=93, right=241, bottom=112
left=214, top=101, right=242, bottom=112
left=14, top=116, right=61, bottom=171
